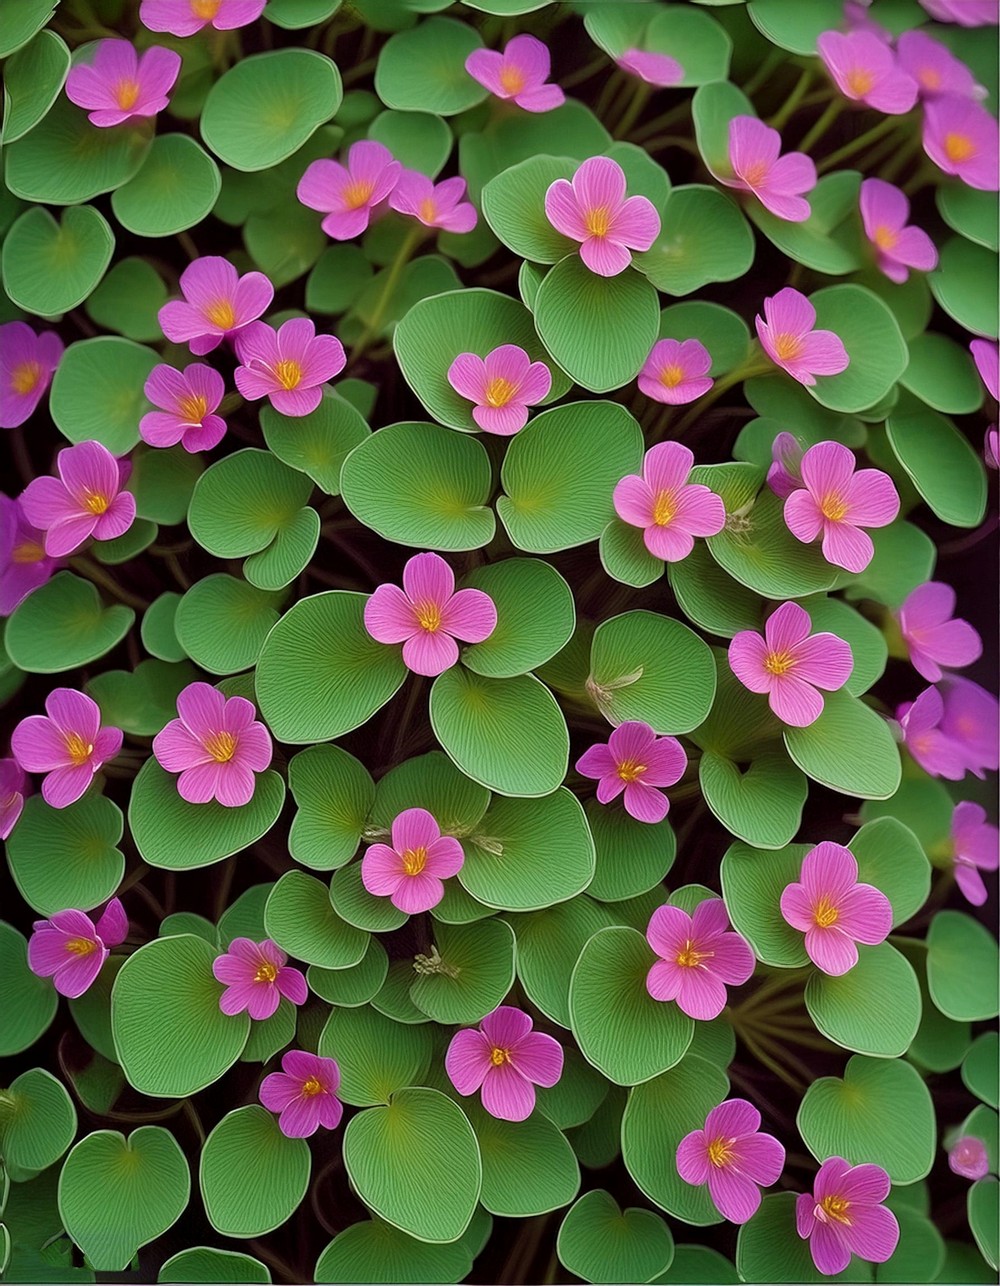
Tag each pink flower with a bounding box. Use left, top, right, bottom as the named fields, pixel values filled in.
left=465, top=35, right=564, bottom=112
left=361, top=807, right=464, bottom=914
left=575, top=721, right=686, bottom=824
left=544, top=156, right=660, bottom=277
left=922, top=96, right=999, bottom=191
left=816, top=30, right=917, bottom=114
left=65, top=39, right=181, bottom=127
left=447, top=344, right=551, bottom=435
left=780, top=842, right=892, bottom=976
left=363, top=551, right=496, bottom=677
left=0, top=322, right=63, bottom=429
left=796, top=1158, right=899, bottom=1276
left=297, top=140, right=402, bottom=241
left=986, top=428, right=999, bottom=470
left=783, top=440, right=899, bottom=573
left=12, top=689, right=123, bottom=809
left=728, top=601, right=854, bottom=728
left=646, top=899, right=755, bottom=1021
left=140, top=364, right=226, bottom=453
left=756, top=288, right=850, bottom=387
left=612, top=442, right=726, bottom=562
left=212, top=938, right=307, bottom=1020
left=949, top=1136, right=990, bottom=1181
left=896, top=581, right=981, bottom=682
left=719, top=116, right=816, bottom=223
left=844, top=0, right=892, bottom=38
left=859, top=178, right=938, bottom=283
left=152, top=681, right=272, bottom=807
left=897, top=30, right=984, bottom=101
left=676, top=1099, right=785, bottom=1224
left=158, top=256, right=274, bottom=357
left=259, top=1050, right=342, bottom=1139
left=28, top=898, right=127, bottom=999
left=616, top=48, right=684, bottom=87
left=971, top=338, right=998, bottom=400
left=0, top=758, right=27, bottom=841
left=766, top=431, right=805, bottom=500
left=0, top=496, right=59, bottom=616
left=950, top=801, right=999, bottom=907
left=637, top=338, right=713, bottom=405
left=897, top=687, right=968, bottom=781
left=445, top=1006, right=563, bottom=1122
left=940, top=677, right=1000, bottom=778
left=919, top=0, right=998, bottom=25
left=139, top=0, right=266, bottom=36
left=389, top=171, right=477, bottom=233
left=234, top=318, right=346, bottom=417
left=20, top=441, right=136, bottom=558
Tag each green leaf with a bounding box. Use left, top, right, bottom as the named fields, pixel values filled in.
left=900, top=332, right=984, bottom=415
left=653, top=1244, right=740, bottom=1284
left=2, top=205, right=113, bottom=316
left=927, top=911, right=999, bottom=1022
left=643, top=5, right=732, bottom=84
left=808, top=284, right=910, bottom=413
left=878, top=1207, right=945, bottom=1284
left=843, top=519, right=936, bottom=611
left=963, top=1032, right=1000, bottom=1109
left=129, top=441, right=203, bottom=524
left=409, top=918, right=515, bottom=1023
left=690, top=74, right=755, bottom=174
left=804, top=595, right=887, bottom=697
left=969, top=1179, right=999, bottom=1272
left=85, top=257, right=167, bottom=342
left=536, top=1047, right=610, bottom=1131
left=701, top=751, right=807, bottom=850
left=314, top=1219, right=471, bottom=1285
left=1, top=30, right=70, bottom=145
left=747, top=0, right=844, bottom=53
left=0, top=1069, right=76, bottom=1174
left=159, top=1248, right=271, bottom=1284
left=558, top=1189, right=674, bottom=1285
left=330, top=862, right=407, bottom=934
left=6, top=794, right=124, bottom=916
left=188, top=447, right=314, bottom=558
left=319, top=1005, right=432, bottom=1106
left=288, top=744, right=374, bottom=871
left=0, top=922, right=57, bottom=1057
left=737, top=1191, right=870, bottom=1284
left=721, top=841, right=811, bottom=968
left=481, top=155, right=577, bottom=264
left=86, top=659, right=198, bottom=738
left=375, top=17, right=486, bottom=115
left=748, top=171, right=864, bottom=276
left=600, top=519, right=664, bottom=589
left=174, top=575, right=282, bottom=677
left=937, top=184, right=998, bottom=252
left=886, top=395, right=987, bottom=529
left=929, top=236, right=998, bottom=339
left=5, top=573, right=134, bottom=673
left=261, top=389, right=369, bottom=495
left=264, top=871, right=368, bottom=969
left=586, top=801, right=676, bottom=903
left=241, top=999, right=296, bottom=1065
left=514, top=897, right=617, bottom=1027
left=111, top=134, right=220, bottom=237
left=784, top=690, right=901, bottom=799
left=369, top=109, right=452, bottom=177
left=200, top=1106, right=309, bottom=1236
left=634, top=186, right=754, bottom=296
left=668, top=541, right=761, bottom=639
left=805, top=942, right=921, bottom=1058
left=369, top=749, right=489, bottom=835
left=0, top=0, right=57, bottom=58
left=264, top=0, right=342, bottom=28
left=307, top=244, right=373, bottom=314
left=308, top=939, right=388, bottom=1009
left=244, top=203, right=326, bottom=288
left=466, top=1100, right=580, bottom=1218
left=459, top=558, right=575, bottom=679
left=141, top=593, right=184, bottom=664
left=659, top=300, right=750, bottom=375
left=849, top=817, right=930, bottom=927
left=50, top=336, right=157, bottom=453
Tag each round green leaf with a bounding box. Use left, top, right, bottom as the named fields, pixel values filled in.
left=369, top=749, right=489, bottom=836
left=50, top=336, right=157, bottom=453
left=200, top=1106, right=309, bottom=1237
left=969, top=1179, right=1000, bottom=1271
left=2, top=204, right=113, bottom=316
left=5, top=572, right=134, bottom=674
left=927, top=911, right=999, bottom=1022
left=848, top=817, right=930, bottom=927
left=288, top=744, right=374, bottom=871
left=174, top=575, right=281, bottom=677
left=85, top=257, right=167, bottom=342
left=536, top=1047, right=610, bottom=1131
left=141, top=594, right=184, bottom=665
left=702, top=751, right=808, bottom=850
left=586, top=801, right=676, bottom=903
left=513, top=896, right=617, bottom=1028
left=886, top=396, right=987, bottom=529
left=784, top=690, right=901, bottom=799
left=314, top=1219, right=471, bottom=1285
left=244, top=203, right=326, bottom=288
left=375, top=17, right=486, bottom=115
left=805, top=595, right=887, bottom=697
left=653, top=1244, right=740, bottom=1285
left=111, top=133, right=220, bottom=237
left=465, top=1099, right=580, bottom=1218
left=659, top=300, right=750, bottom=375
left=1, top=30, right=70, bottom=144
left=558, top=1189, right=674, bottom=1285
left=261, top=389, right=369, bottom=495
left=722, top=840, right=811, bottom=968
left=0, top=0, right=57, bottom=59
left=807, top=284, right=909, bottom=413
left=963, top=1032, right=1000, bottom=1109
left=129, top=441, right=203, bottom=523
left=188, top=448, right=314, bottom=557
left=409, top=918, right=515, bottom=1023
left=642, top=5, right=732, bottom=84
left=900, top=332, right=984, bottom=414
left=748, top=170, right=864, bottom=276
left=634, top=186, right=754, bottom=296
left=319, top=1005, right=432, bottom=1106
left=369, top=109, right=452, bottom=178
left=308, top=939, right=388, bottom=1008
left=937, top=184, right=998, bottom=252
left=0, top=922, right=57, bottom=1057
left=736, top=1191, right=863, bottom=1284
left=264, top=871, right=368, bottom=969
left=6, top=794, right=123, bottom=917
left=330, top=861, right=408, bottom=934
left=747, top=0, right=844, bottom=53
left=844, top=518, right=936, bottom=611
left=481, top=155, right=577, bottom=264
left=459, top=558, right=575, bottom=679
left=86, top=660, right=198, bottom=740
left=0, top=1069, right=76, bottom=1174
left=600, top=518, right=664, bottom=589
left=159, top=1248, right=271, bottom=1284
left=805, top=941, right=921, bottom=1057
left=668, top=541, right=761, bottom=639
left=264, top=0, right=342, bottom=28
left=929, top=236, right=998, bottom=339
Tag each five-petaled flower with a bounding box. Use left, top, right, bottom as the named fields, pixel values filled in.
left=576, top=721, right=686, bottom=824
left=616, top=48, right=684, bottom=87
left=922, top=95, right=999, bottom=191
left=0, top=758, right=27, bottom=841
left=298, top=140, right=402, bottom=241
left=545, top=155, right=660, bottom=277
left=364, top=551, right=497, bottom=677
left=465, top=35, right=565, bottom=112
left=728, top=601, right=853, bottom=728
left=158, top=256, right=274, bottom=356
left=212, top=938, right=308, bottom=1020
left=446, top=1005, right=563, bottom=1122
left=676, top=1098, right=785, bottom=1224
left=140, top=363, right=227, bottom=453
left=12, top=689, right=123, bottom=809
left=21, top=440, right=136, bottom=559
left=948, top=801, right=999, bottom=907
left=140, top=0, right=266, bottom=37
left=234, top=318, right=346, bottom=417
left=637, top=338, right=714, bottom=405
left=896, top=30, right=985, bottom=101
left=796, top=1157, right=899, bottom=1276
left=756, top=288, right=850, bottom=387
left=0, top=496, right=59, bottom=616
left=28, top=898, right=128, bottom=998
left=816, top=30, right=917, bottom=114
left=447, top=344, right=551, bottom=435
left=65, top=39, right=181, bottom=127
left=859, top=178, right=938, bottom=283
left=720, top=116, right=816, bottom=223
left=896, top=581, right=981, bottom=682
left=948, top=1136, right=990, bottom=1181
left=780, top=842, right=893, bottom=976
left=361, top=806, right=464, bottom=914
left=389, top=172, right=478, bottom=232
left=646, top=898, right=756, bottom=1020
left=259, top=1051, right=343, bottom=1139
left=153, top=681, right=272, bottom=807
left=613, top=442, right=726, bottom=562
left=0, top=322, right=63, bottom=429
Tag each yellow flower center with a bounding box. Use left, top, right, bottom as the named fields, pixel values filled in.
left=676, top=939, right=713, bottom=968
left=659, top=364, right=685, bottom=389
left=845, top=67, right=875, bottom=96
left=415, top=601, right=441, bottom=633
left=919, top=67, right=941, bottom=90
left=67, top=937, right=98, bottom=956
left=343, top=178, right=376, bottom=209
left=275, top=359, right=302, bottom=390
left=944, top=132, right=975, bottom=162
left=81, top=489, right=110, bottom=516
left=419, top=197, right=438, bottom=224
left=742, top=160, right=769, bottom=187
left=813, top=896, right=840, bottom=929
left=772, top=332, right=805, bottom=361
left=584, top=205, right=612, bottom=238
left=12, top=540, right=45, bottom=564
left=401, top=846, right=428, bottom=876
left=499, top=65, right=527, bottom=95
left=302, top=1076, right=323, bottom=1097
left=490, top=1046, right=510, bottom=1067
left=485, top=376, right=516, bottom=408
left=10, top=360, right=43, bottom=396
left=191, top=0, right=222, bottom=17
left=764, top=650, right=795, bottom=676
left=65, top=733, right=94, bottom=766
left=205, top=299, right=236, bottom=330
left=707, top=1136, right=735, bottom=1168
left=820, top=492, right=849, bottom=521
left=116, top=78, right=141, bottom=110
left=204, top=731, right=237, bottom=763
left=255, top=961, right=278, bottom=984
left=652, top=489, right=678, bottom=527
left=818, top=1194, right=852, bottom=1225
left=873, top=224, right=898, bottom=251
left=178, top=393, right=208, bottom=423
left=616, top=758, right=647, bottom=783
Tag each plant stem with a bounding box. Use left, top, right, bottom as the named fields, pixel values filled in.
left=795, top=96, right=840, bottom=153
left=349, top=225, right=424, bottom=366
left=70, top=557, right=150, bottom=611
left=615, top=83, right=651, bottom=140
left=672, top=349, right=771, bottom=437
left=768, top=68, right=817, bottom=132
left=817, top=113, right=903, bottom=174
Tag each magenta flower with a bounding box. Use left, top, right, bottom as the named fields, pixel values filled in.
left=816, top=30, right=917, bottom=114
left=212, top=938, right=307, bottom=1020
left=445, top=1006, right=563, bottom=1122
left=65, top=39, right=181, bottom=127
left=0, top=759, right=27, bottom=841
left=780, top=843, right=892, bottom=976
left=544, top=155, right=660, bottom=277
left=297, top=140, right=402, bottom=241
left=575, top=721, right=686, bottom=825
left=919, top=0, right=998, bottom=26
left=28, top=898, right=128, bottom=999
left=949, top=1136, right=990, bottom=1181
left=0, top=322, right=63, bottom=429
left=796, top=1158, right=899, bottom=1276
left=612, top=442, right=726, bottom=562
left=896, top=581, right=981, bottom=683
left=922, top=96, right=999, bottom=191
left=389, top=171, right=477, bottom=233
left=361, top=807, right=464, bottom=915
left=152, top=682, right=272, bottom=807
left=950, top=801, right=999, bottom=907
left=940, top=677, right=1000, bottom=778
left=616, top=49, right=684, bottom=88
left=646, top=899, right=755, bottom=1021
left=234, top=318, right=346, bottom=417
left=12, top=689, right=123, bottom=809
left=766, top=431, right=805, bottom=500
left=971, top=338, right=998, bottom=400
left=897, top=687, right=968, bottom=781
left=859, top=178, right=937, bottom=284
left=987, top=428, right=999, bottom=470
left=728, top=601, right=853, bottom=728
left=638, top=338, right=713, bottom=405
left=676, top=1099, right=785, bottom=1224
left=447, top=344, right=551, bottom=435
left=363, top=551, right=496, bottom=677
left=140, top=363, right=226, bottom=453
left=0, top=496, right=59, bottom=616
left=719, top=116, right=816, bottom=223
left=465, top=35, right=564, bottom=112
left=783, top=440, right=899, bottom=573
left=259, top=1050, right=342, bottom=1139
left=20, top=440, right=135, bottom=559
left=756, top=288, right=849, bottom=387
left=897, top=30, right=984, bottom=101
left=158, top=256, right=274, bottom=356
left=139, top=0, right=266, bottom=36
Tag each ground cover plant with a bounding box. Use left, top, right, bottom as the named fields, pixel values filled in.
left=0, top=0, right=998, bottom=1282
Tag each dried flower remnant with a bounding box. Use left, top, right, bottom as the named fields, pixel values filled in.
left=20, top=441, right=136, bottom=558
left=637, top=338, right=713, bottom=405
left=0, top=759, right=27, bottom=841
left=361, top=806, right=464, bottom=914
left=575, top=721, right=686, bottom=824
left=766, top=431, right=805, bottom=499
left=720, top=117, right=816, bottom=223
left=153, top=682, right=272, bottom=807
left=922, top=96, right=1000, bottom=190
left=896, top=581, right=982, bottom=682
left=234, top=318, right=346, bottom=416
left=949, top=1136, right=991, bottom=1180
left=390, top=172, right=478, bottom=232
left=212, top=938, right=308, bottom=1019
left=545, top=155, right=660, bottom=277
left=613, top=441, right=726, bottom=561
left=298, top=140, right=402, bottom=241
left=139, top=0, right=266, bottom=36
left=446, top=1005, right=563, bottom=1122
left=780, top=842, right=892, bottom=975
left=645, top=898, right=756, bottom=1020
left=859, top=178, right=938, bottom=283
left=140, top=363, right=227, bottom=453
left=65, top=39, right=181, bottom=126
left=158, top=256, right=274, bottom=356
left=948, top=801, right=999, bottom=907
left=816, top=30, right=918, bottom=114
left=28, top=899, right=128, bottom=998
left=796, top=1158, right=899, bottom=1276
left=12, top=689, right=123, bottom=809
left=676, top=1099, right=785, bottom=1223
left=0, top=322, right=63, bottom=429
left=465, top=35, right=565, bottom=112
left=756, top=288, right=849, bottom=387
left=259, top=1051, right=343, bottom=1139
left=447, top=344, right=551, bottom=435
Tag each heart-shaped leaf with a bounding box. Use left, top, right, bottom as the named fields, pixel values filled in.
left=5, top=573, right=134, bottom=674
left=6, top=794, right=124, bottom=916
left=805, top=942, right=920, bottom=1058
left=200, top=1106, right=310, bottom=1237
left=558, top=1189, right=674, bottom=1285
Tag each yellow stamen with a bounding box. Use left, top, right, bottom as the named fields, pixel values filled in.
left=585, top=206, right=612, bottom=238
left=205, top=299, right=236, bottom=330
left=772, top=332, right=805, bottom=362
left=81, top=489, right=110, bottom=516
left=820, top=492, right=849, bottom=521
left=652, top=489, right=677, bottom=527
left=66, top=937, right=97, bottom=956
left=10, top=360, right=43, bottom=396
left=342, top=178, right=376, bottom=209
left=178, top=393, right=208, bottom=423
left=499, top=65, right=526, bottom=95
left=490, top=1046, right=510, bottom=1066
left=873, top=225, right=898, bottom=252
left=204, top=731, right=237, bottom=763
left=415, top=602, right=441, bottom=633
left=707, top=1137, right=735, bottom=1168
left=419, top=197, right=438, bottom=224
left=944, top=132, right=975, bottom=163
left=302, top=1076, right=323, bottom=1097
left=764, top=650, right=795, bottom=677
left=616, top=758, right=647, bottom=783
left=813, top=896, right=839, bottom=929
left=845, top=67, right=875, bottom=96
left=254, top=961, right=278, bottom=983
left=676, top=939, right=714, bottom=968
left=742, top=160, right=769, bottom=187
left=485, top=376, right=516, bottom=408
left=64, top=733, right=94, bottom=766
left=401, top=846, right=428, bottom=876
left=12, top=540, right=45, bottom=564
left=191, top=0, right=222, bottom=17
left=274, top=359, right=302, bottom=390
left=919, top=67, right=941, bottom=91
left=659, top=364, right=685, bottom=389
left=817, top=1194, right=852, bottom=1225
left=116, top=79, right=141, bottom=110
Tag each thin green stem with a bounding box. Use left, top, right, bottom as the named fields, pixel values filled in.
left=615, top=82, right=652, bottom=140
left=69, top=558, right=150, bottom=610
left=742, top=47, right=784, bottom=99
left=349, top=225, right=424, bottom=366
left=631, top=100, right=691, bottom=144
left=817, top=113, right=903, bottom=174
left=672, top=350, right=771, bottom=437
left=879, top=130, right=923, bottom=183
left=768, top=68, right=817, bottom=132
left=795, top=96, right=840, bottom=154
